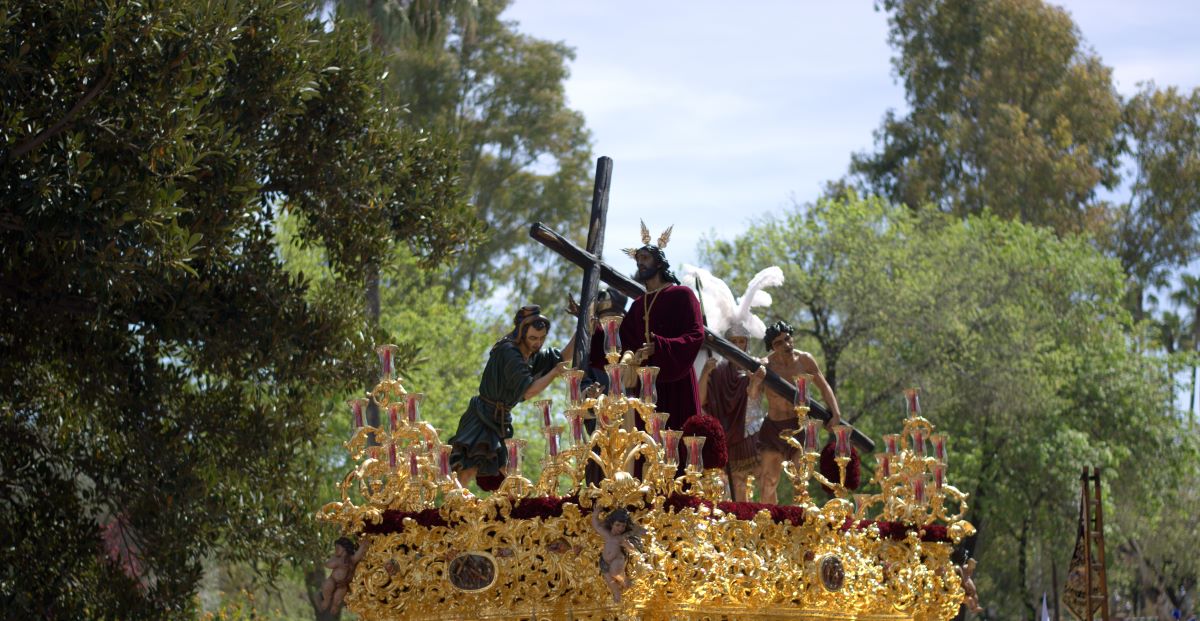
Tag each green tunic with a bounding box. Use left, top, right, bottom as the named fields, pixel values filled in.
left=448, top=340, right=562, bottom=476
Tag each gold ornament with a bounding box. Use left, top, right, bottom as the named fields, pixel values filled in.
left=321, top=352, right=974, bottom=620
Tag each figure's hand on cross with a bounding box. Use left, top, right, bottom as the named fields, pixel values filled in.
left=566, top=295, right=581, bottom=316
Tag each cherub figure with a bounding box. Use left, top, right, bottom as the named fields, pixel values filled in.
left=958, top=557, right=982, bottom=613
left=319, top=535, right=370, bottom=613
left=591, top=505, right=644, bottom=603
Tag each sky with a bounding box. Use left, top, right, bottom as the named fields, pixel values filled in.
left=502, top=0, right=1200, bottom=273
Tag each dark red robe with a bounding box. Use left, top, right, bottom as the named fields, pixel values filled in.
left=592, top=284, right=704, bottom=432
left=704, top=360, right=759, bottom=473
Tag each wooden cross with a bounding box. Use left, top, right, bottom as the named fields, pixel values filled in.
left=531, top=157, right=874, bottom=452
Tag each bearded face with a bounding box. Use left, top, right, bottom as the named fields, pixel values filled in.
left=633, top=249, right=661, bottom=284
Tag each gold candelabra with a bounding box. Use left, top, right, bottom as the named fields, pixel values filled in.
left=318, top=339, right=977, bottom=621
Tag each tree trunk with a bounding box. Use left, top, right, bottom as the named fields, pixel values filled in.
left=1019, top=517, right=1034, bottom=620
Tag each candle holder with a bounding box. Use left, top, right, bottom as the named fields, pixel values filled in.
left=793, top=373, right=812, bottom=409
left=565, top=369, right=585, bottom=407
left=403, top=392, right=424, bottom=425
left=683, top=435, right=706, bottom=473
left=347, top=397, right=369, bottom=430
left=903, top=387, right=921, bottom=419
left=534, top=399, right=553, bottom=428
left=600, top=316, right=622, bottom=359
left=661, top=430, right=683, bottom=468
left=637, top=366, right=659, bottom=405
left=376, top=344, right=399, bottom=382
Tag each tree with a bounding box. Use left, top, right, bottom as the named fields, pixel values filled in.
left=853, top=0, right=1121, bottom=233
left=1102, top=85, right=1200, bottom=321
left=0, top=1, right=473, bottom=617
left=336, top=0, right=595, bottom=303
left=700, top=196, right=1190, bottom=619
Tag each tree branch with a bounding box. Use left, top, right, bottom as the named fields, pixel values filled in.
left=6, top=64, right=114, bottom=162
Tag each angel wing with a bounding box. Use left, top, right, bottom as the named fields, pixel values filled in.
left=733, top=266, right=784, bottom=339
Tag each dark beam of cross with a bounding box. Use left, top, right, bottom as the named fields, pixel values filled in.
left=531, top=220, right=876, bottom=453
left=570, top=157, right=613, bottom=370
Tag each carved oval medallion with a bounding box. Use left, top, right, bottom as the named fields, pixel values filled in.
left=819, top=555, right=845, bottom=592
left=447, top=551, right=498, bottom=593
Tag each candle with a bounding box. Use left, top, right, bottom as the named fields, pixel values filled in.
left=408, top=448, right=419, bottom=478
left=567, top=410, right=585, bottom=445
left=876, top=453, right=891, bottom=478
left=505, top=438, right=525, bottom=474
left=650, top=412, right=669, bottom=445
left=601, top=316, right=622, bottom=356
left=347, top=397, right=368, bottom=429
left=404, top=393, right=423, bottom=424
left=565, top=369, right=585, bottom=406
left=605, top=364, right=623, bottom=397
left=683, top=436, right=706, bottom=471
left=661, top=430, right=683, bottom=467
left=387, top=403, right=401, bottom=433
left=375, top=344, right=399, bottom=381
left=545, top=425, right=562, bottom=457
left=932, top=462, right=946, bottom=492
left=930, top=434, right=947, bottom=464
left=388, top=442, right=398, bottom=470
left=438, top=444, right=452, bottom=481
left=910, top=428, right=926, bottom=458
left=883, top=434, right=900, bottom=456
left=834, top=424, right=852, bottom=458
left=638, top=366, right=659, bottom=405
left=904, top=388, right=920, bottom=418
left=911, top=475, right=928, bottom=506
left=535, top=399, right=553, bottom=427
left=804, top=417, right=822, bottom=455
left=793, top=374, right=811, bottom=408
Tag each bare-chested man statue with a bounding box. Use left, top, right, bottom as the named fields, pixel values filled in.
left=755, top=320, right=842, bottom=504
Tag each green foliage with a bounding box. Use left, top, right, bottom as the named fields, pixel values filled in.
left=0, top=0, right=471, bottom=617
left=1102, top=85, right=1200, bottom=320
left=336, top=0, right=595, bottom=303
left=853, top=0, right=1121, bottom=233
left=701, top=195, right=1192, bottom=618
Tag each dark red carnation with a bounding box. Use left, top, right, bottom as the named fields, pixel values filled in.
left=819, top=440, right=861, bottom=493
left=476, top=473, right=504, bottom=491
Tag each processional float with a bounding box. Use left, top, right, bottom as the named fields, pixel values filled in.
left=318, top=335, right=977, bottom=620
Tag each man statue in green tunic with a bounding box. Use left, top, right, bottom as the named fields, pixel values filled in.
left=448, top=305, right=575, bottom=488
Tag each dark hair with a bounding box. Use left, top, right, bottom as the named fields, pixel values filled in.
left=495, top=305, right=551, bottom=350
left=634, top=246, right=681, bottom=285
left=603, top=507, right=635, bottom=530
left=334, top=537, right=356, bottom=556
left=763, top=320, right=795, bottom=351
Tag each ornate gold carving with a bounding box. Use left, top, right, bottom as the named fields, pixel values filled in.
left=322, top=353, right=973, bottom=620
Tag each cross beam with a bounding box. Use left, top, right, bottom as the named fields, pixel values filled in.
left=530, top=221, right=875, bottom=453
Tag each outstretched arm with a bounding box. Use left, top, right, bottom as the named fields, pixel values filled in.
left=797, top=352, right=841, bottom=428
left=591, top=506, right=607, bottom=537
left=523, top=361, right=569, bottom=400
left=351, top=536, right=371, bottom=563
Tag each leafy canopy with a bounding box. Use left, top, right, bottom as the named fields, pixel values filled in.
left=0, top=0, right=472, bottom=616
